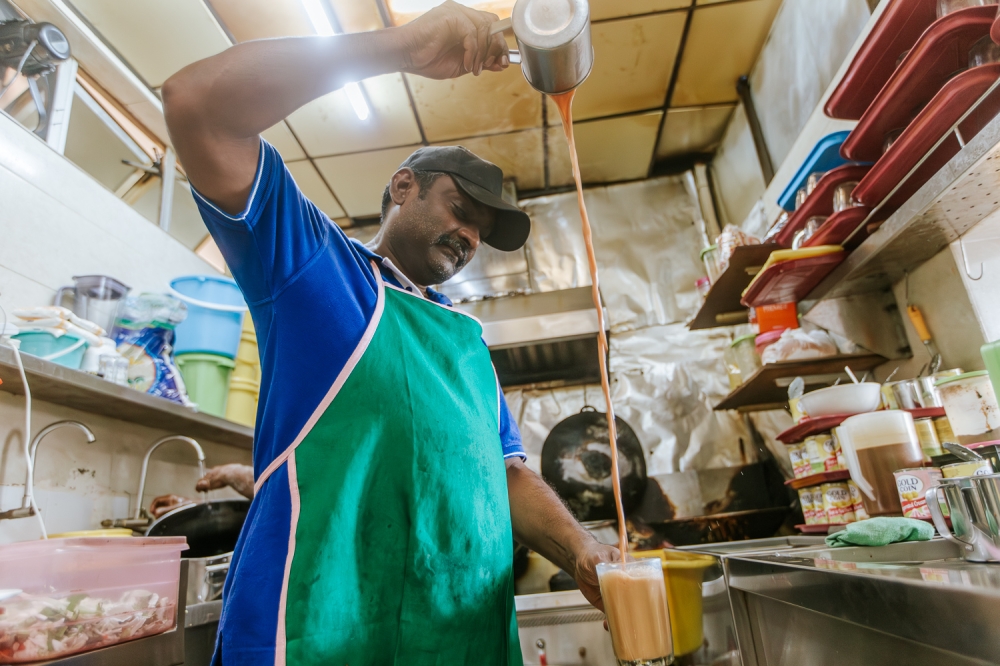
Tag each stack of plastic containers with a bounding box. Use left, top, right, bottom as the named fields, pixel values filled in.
left=226, top=316, right=261, bottom=428
left=169, top=276, right=247, bottom=419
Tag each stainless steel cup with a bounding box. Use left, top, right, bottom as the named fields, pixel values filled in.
left=510, top=0, right=593, bottom=94
left=927, top=474, right=1000, bottom=562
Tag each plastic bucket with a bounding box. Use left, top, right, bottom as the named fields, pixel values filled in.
left=176, top=353, right=235, bottom=417
left=170, top=276, right=247, bottom=359
left=13, top=331, right=88, bottom=369
left=634, top=549, right=716, bottom=656
left=226, top=377, right=260, bottom=427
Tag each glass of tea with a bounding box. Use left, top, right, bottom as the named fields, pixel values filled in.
left=596, top=558, right=673, bottom=666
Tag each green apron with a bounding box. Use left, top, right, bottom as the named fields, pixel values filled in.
left=260, top=265, right=521, bottom=665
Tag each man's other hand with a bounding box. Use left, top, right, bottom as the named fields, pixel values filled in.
left=195, top=463, right=255, bottom=499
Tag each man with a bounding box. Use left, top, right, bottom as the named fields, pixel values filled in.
left=163, top=3, right=617, bottom=664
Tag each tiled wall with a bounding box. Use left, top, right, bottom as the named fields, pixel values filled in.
left=0, top=112, right=252, bottom=542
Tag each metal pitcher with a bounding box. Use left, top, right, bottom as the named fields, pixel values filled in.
left=927, top=474, right=1000, bottom=562
left=492, top=0, right=593, bottom=94
left=55, top=275, right=130, bottom=334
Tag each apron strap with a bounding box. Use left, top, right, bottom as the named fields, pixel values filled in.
left=253, top=260, right=387, bottom=493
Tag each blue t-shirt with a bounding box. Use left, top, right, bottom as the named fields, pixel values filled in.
left=192, top=140, right=525, bottom=476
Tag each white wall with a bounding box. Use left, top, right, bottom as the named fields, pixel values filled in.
left=0, top=111, right=252, bottom=542
left=955, top=208, right=1000, bottom=346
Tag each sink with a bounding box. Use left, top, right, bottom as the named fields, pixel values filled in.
left=771, top=538, right=962, bottom=564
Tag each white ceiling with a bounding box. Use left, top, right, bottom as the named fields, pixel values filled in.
left=68, top=0, right=783, bottom=224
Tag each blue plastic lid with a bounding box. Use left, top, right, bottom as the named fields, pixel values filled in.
left=777, top=131, right=859, bottom=212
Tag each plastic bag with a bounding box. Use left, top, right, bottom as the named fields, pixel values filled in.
left=112, top=294, right=193, bottom=407
left=761, top=328, right=838, bottom=365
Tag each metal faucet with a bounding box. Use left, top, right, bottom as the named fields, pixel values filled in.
left=21, top=420, right=96, bottom=510
left=134, top=435, right=205, bottom=520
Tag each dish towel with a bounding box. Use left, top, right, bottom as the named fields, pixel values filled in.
left=825, top=517, right=935, bottom=547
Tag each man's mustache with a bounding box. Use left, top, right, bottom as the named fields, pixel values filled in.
left=434, top=235, right=471, bottom=268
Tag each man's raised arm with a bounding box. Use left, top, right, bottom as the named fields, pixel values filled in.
left=162, top=1, right=508, bottom=215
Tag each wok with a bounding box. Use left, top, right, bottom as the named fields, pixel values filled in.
left=146, top=498, right=250, bottom=558
left=541, top=407, right=647, bottom=522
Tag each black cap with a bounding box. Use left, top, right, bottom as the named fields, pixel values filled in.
left=397, top=146, right=530, bottom=251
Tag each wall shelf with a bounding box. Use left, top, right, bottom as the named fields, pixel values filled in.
left=805, top=106, right=1000, bottom=305
left=688, top=245, right=778, bottom=330
left=713, top=354, right=885, bottom=413
left=0, top=346, right=253, bottom=449
left=786, top=469, right=851, bottom=491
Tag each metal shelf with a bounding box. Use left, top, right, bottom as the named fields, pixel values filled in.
left=806, top=107, right=1000, bottom=305
left=713, top=354, right=885, bottom=413
left=0, top=346, right=253, bottom=449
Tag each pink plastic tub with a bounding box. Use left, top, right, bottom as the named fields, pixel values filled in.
left=0, top=537, right=187, bottom=663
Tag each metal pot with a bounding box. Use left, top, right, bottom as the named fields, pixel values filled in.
left=510, top=0, right=593, bottom=94
left=541, top=407, right=647, bottom=521
left=187, top=553, right=231, bottom=604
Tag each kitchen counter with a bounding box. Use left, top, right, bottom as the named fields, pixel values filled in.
left=725, top=539, right=1000, bottom=665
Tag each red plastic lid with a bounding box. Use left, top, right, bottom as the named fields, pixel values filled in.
left=741, top=252, right=846, bottom=308
left=969, top=440, right=1000, bottom=449
left=854, top=63, right=1000, bottom=213
left=773, top=165, right=871, bottom=248
left=992, top=7, right=1000, bottom=44
left=803, top=206, right=872, bottom=249
left=825, top=0, right=941, bottom=120
left=696, top=277, right=711, bottom=286
left=841, top=6, right=996, bottom=162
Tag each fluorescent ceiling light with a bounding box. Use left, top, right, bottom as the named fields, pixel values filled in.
left=301, top=0, right=371, bottom=122
left=386, top=0, right=515, bottom=25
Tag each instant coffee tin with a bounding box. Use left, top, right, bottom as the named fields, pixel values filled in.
left=804, top=434, right=834, bottom=474
left=934, top=417, right=956, bottom=445
left=893, top=467, right=943, bottom=520
left=788, top=443, right=810, bottom=479
left=798, top=487, right=819, bottom=524
left=914, top=418, right=943, bottom=458
left=822, top=482, right=856, bottom=524
left=847, top=479, right=870, bottom=521
left=941, top=460, right=994, bottom=478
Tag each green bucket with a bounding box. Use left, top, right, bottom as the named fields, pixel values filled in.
left=175, top=353, right=235, bottom=418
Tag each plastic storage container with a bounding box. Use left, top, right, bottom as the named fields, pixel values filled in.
left=175, top=353, right=235, bottom=418
left=11, top=331, right=88, bottom=369
left=936, top=371, right=1000, bottom=444
left=0, top=537, right=187, bottom=663
left=170, top=276, right=247, bottom=359
left=226, top=377, right=260, bottom=428
left=730, top=334, right=761, bottom=381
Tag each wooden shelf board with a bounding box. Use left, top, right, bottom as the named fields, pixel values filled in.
left=689, top=244, right=778, bottom=331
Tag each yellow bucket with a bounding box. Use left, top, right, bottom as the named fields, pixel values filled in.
left=234, top=315, right=261, bottom=380
left=226, top=377, right=260, bottom=427
left=633, top=548, right=716, bottom=656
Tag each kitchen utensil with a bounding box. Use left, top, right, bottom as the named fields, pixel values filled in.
left=55, top=275, right=130, bottom=335
left=906, top=305, right=942, bottom=374
left=798, top=383, right=882, bottom=418
left=146, top=499, right=250, bottom=558
left=937, top=371, right=1000, bottom=444
left=597, top=558, right=672, bottom=665
left=944, top=441, right=985, bottom=461
left=186, top=553, right=230, bottom=605
left=845, top=366, right=860, bottom=384
left=540, top=407, right=646, bottom=522
left=490, top=0, right=593, bottom=95
left=838, top=411, right=925, bottom=516
left=927, top=475, right=1000, bottom=562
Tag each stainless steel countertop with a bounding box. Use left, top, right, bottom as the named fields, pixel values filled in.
left=726, top=539, right=1000, bottom=665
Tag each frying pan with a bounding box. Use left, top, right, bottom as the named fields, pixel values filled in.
left=541, top=407, right=647, bottom=522
left=146, top=499, right=250, bottom=558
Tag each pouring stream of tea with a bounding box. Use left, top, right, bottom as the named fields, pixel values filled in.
left=552, top=90, right=628, bottom=558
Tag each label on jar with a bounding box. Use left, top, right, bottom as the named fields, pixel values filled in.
left=941, top=460, right=993, bottom=479
left=847, top=479, right=870, bottom=521
left=894, top=468, right=943, bottom=520
left=822, top=482, right=856, bottom=524
left=798, top=488, right=819, bottom=525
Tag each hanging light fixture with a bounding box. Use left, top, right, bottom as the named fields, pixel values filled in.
left=301, top=0, right=370, bottom=121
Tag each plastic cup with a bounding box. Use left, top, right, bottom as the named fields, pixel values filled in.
left=597, top=558, right=673, bottom=666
